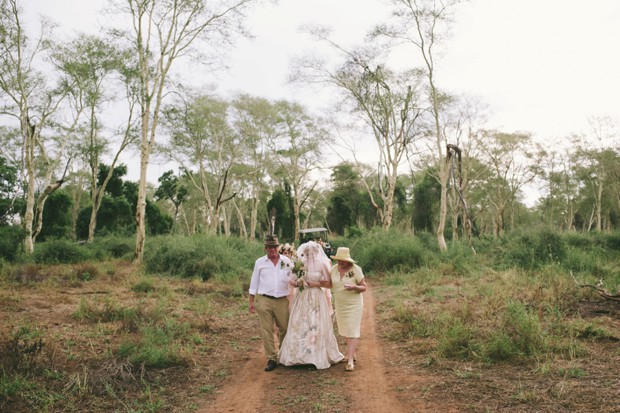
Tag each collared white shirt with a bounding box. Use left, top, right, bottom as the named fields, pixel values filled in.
left=248, top=254, right=294, bottom=298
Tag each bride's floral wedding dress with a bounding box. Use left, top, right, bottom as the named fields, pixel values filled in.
left=278, top=242, right=343, bottom=369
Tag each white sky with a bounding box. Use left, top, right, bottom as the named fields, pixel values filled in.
left=20, top=0, right=620, bottom=194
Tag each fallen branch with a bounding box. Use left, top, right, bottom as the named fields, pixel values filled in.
left=571, top=271, right=620, bottom=302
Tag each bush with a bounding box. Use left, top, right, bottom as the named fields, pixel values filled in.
left=0, top=226, right=27, bottom=262
left=86, top=235, right=134, bottom=260
left=501, top=229, right=566, bottom=270
left=32, top=239, right=92, bottom=264
left=143, top=235, right=262, bottom=280
left=0, top=325, right=45, bottom=373
left=351, top=229, right=431, bottom=273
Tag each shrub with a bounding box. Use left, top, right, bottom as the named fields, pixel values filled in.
left=32, top=239, right=92, bottom=264
left=143, top=235, right=262, bottom=280
left=132, top=277, right=157, bottom=293
left=501, top=229, right=566, bottom=270
left=499, top=301, right=546, bottom=357
left=73, top=263, right=100, bottom=281
left=0, top=226, right=27, bottom=262
left=87, top=235, right=134, bottom=259
left=0, top=325, right=45, bottom=373
left=352, top=229, right=431, bottom=273
left=437, top=319, right=481, bottom=360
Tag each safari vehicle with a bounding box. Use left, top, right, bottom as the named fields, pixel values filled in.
left=298, top=227, right=335, bottom=257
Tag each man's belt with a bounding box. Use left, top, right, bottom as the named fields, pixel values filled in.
left=260, top=294, right=284, bottom=299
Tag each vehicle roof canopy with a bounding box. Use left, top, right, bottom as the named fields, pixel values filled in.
left=299, top=227, right=328, bottom=234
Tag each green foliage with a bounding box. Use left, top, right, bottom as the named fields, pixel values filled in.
left=351, top=229, right=430, bottom=273
left=132, top=277, right=157, bottom=293
left=500, top=229, right=566, bottom=270
left=38, top=190, right=73, bottom=241
left=73, top=263, right=100, bottom=281
left=0, top=373, right=37, bottom=401
left=85, top=235, right=134, bottom=259
left=0, top=154, right=21, bottom=226
left=76, top=196, right=134, bottom=239
left=266, top=185, right=295, bottom=241
left=412, top=169, right=441, bottom=233
left=32, top=239, right=92, bottom=264
left=143, top=234, right=263, bottom=280
left=326, top=162, right=376, bottom=235
left=0, top=225, right=26, bottom=262
left=485, top=301, right=546, bottom=361
left=437, top=318, right=480, bottom=360
left=73, top=299, right=142, bottom=332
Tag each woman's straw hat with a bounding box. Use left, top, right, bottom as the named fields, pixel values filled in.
left=330, top=247, right=356, bottom=263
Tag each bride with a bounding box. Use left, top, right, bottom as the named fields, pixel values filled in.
left=278, top=241, right=344, bottom=369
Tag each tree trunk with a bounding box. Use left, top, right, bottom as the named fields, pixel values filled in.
left=22, top=116, right=36, bottom=253
left=133, top=119, right=151, bottom=263
left=436, top=162, right=449, bottom=252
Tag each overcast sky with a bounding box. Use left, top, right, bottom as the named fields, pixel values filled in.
left=22, top=0, right=620, bottom=197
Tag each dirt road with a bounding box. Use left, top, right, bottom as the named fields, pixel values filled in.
left=200, top=285, right=415, bottom=413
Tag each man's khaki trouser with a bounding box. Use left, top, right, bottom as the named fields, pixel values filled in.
left=255, top=294, right=289, bottom=362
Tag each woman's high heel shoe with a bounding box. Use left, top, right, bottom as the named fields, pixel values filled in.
left=346, top=361, right=355, bottom=371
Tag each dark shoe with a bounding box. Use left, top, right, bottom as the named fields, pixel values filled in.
left=264, top=360, right=278, bottom=372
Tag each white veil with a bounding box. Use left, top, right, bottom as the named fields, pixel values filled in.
left=297, top=241, right=331, bottom=274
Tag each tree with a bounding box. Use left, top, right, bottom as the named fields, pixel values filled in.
left=294, top=35, right=424, bottom=229
left=230, top=94, right=280, bottom=240
left=154, top=170, right=188, bottom=233
left=475, top=131, right=537, bottom=238
left=271, top=100, right=327, bottom=240
left=162, top=94, right=238, bottom=234
left=113, top=0, right=255, bottom=262
left=376, top=0, right=465, bottom=250
left=38, top=190, right=72, bottom=241
left=327, top=163, right=365, bottom=235
left=412, top=168, right=440, bottom=233
left=0, top=0, right=72, bottom=252
left=51, top=34, right=138, bottom=242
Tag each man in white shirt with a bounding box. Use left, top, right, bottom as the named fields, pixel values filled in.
left=248, top=235, right=294, bottom=371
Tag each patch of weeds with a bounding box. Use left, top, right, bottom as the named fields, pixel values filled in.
left=73, top=299, right=142, bottom=330
left=199, top=384, right=216, bottom=393
left=117, top=319, right=190, bottom=368
left=10, top=264, right=46, bottom=284
left=437, top=319, right=481, bottom=360
left=0, top=372, right=37, bottom=399
left=43, top=368, right=64, bottom=380
left=188, top=333, right=203, bottom=345
left=132, top=277, right=157, bottom=293
left=558, top=366, right=586, bottom=378
left=0, top=290, right=21, bottom=311
left=137, top=382, right=165, bottom=412
left=455, top=368, right=481, bottom=379
left=73, top=263, right=100, bottom=281
left=215, top=369, right=228, bottom=378
left=0, top=324, right=45, bottom=373
left=185, top=296, right=213, bottom=314
left=575, top=322, right=618, bottom=341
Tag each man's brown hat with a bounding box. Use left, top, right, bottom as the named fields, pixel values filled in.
left=264, top=234, right=280, bottom=247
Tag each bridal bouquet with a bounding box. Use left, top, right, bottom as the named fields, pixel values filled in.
left=292, top=260, right=306, bottom=292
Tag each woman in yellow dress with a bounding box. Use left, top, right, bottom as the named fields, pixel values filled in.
left=323, top=247, right=367, bottom=371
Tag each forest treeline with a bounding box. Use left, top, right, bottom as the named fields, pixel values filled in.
left=1, top=0, right=619, bottom=261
